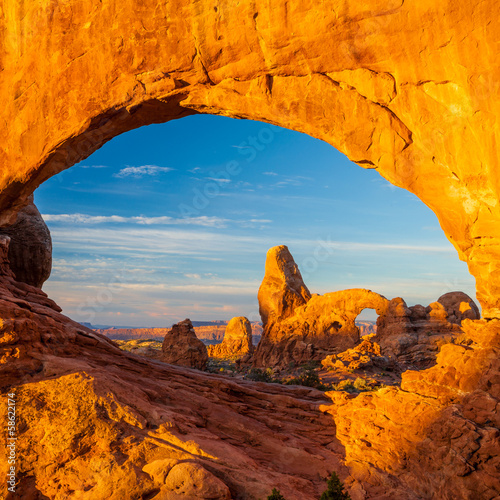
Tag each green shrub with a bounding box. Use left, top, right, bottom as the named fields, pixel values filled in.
left=320, top=472, right=352, bottom=500
left=284, top=368, right=330, bottom=391
left=267, top=487, right=286, bottom=499
left=353, top=377, right=370, bottom=391
left=333, top=380, right=355, bottom=392
left=246, top=368, right=277, bottom=383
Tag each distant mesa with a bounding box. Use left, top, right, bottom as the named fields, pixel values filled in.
left=95, top=321, right=263, bottom=343
left=161, top=318, right=208, bottom=370
left=207, top=316, right=254, bottom=359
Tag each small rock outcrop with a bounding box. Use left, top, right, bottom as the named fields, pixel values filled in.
left=254, top=246, right=389, bottom=367
left=161, top=319, right=208, bottom=370
left=374, top=292, right=481, bottom=368
left=321, top=337, right=394, bottom=373
left=0, top=198, right=52, bottom=288
left=208, top=316, right=254, bottom=358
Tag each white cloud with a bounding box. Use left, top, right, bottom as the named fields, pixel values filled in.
left=263, top=171, right=278, bottom=176
left=113, top=165, right=174, bottom=178
left=43, top=213, right=229, bottom=228
left=205, top=177, right=231, bottom=183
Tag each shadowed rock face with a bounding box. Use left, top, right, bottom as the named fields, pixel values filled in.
left=254, top=246, right=389, bottom=367
left=208, top=316, right=254, bottom=358
left=161, top=319, right=208, bottom=370
left=0, top=198, right=52, bottom=288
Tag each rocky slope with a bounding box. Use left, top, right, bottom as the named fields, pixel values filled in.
left=0, top=237, right=347, bottom=499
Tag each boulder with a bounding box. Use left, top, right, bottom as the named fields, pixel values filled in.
left=0, top=198, right=52, bottom=288
left=207, top=316, right=254, bottom=358
left=161, top=319, right=208, bottom=370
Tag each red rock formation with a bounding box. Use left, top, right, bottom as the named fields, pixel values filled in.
left=0, top=1, right=499, bottom=498
left=207, top=316, right=254, bottom=358
left=0, top=198, right=52, bottom=288
left=0, top=247, right=346, bottom=499
left=254, top=246, right=389, bottom=367
left=161, top=319, right=208, bottom=370
left=322, top=319, right=500, bottom=499
left=374, top=292, right=481, bottom=368
left=258, top=245, right=311, bottom=328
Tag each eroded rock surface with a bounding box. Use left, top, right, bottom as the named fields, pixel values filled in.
left=0, top=1, right=498, bottom=317
left=321, top=337, right=394, bottom=373
left=374, top=292, right=481, bottom=368
left=207, top=316, right=254, bottom=359
left=322, top=319, right=500, bottom=499
left=254, top=246, right=389, bottom=367
left=0, top=198, right=52, bottom=288
left=161, top=319, right=208, bottom=370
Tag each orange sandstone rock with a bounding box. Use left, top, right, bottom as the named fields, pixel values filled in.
left=254, top=246, right=389, bottom=367
left=374, top=292, right=480, bottom=368
left=207, top=316, right=254, bottom=358
left=0, top=0, right=498, bottom=317
left=0, top=1, right=499, bottom=498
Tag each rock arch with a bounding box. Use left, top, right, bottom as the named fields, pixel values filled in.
left=0, top=0, right=499, bottom=316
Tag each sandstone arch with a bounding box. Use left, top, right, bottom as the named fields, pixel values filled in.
left=0, top=3, right=499, bottom=498
left=0, top=0, right=499, bottom=317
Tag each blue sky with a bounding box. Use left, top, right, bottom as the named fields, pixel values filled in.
left=34, top=114, right=477, bottom=327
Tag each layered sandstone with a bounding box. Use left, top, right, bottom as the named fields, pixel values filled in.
left=374, top=292, right=481, bottom=368
left=207, top=316, right=254, bottom=359
left=322, top=319, right=500, bottom=499
left=161, top=319, right=208, bottom=370
left=254, top=246, right=389, bottom=367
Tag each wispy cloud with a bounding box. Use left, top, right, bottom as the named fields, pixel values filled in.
left=43, top=214, right=228, bottom=228
left=263, top=171, right=278, bottom=176
left=205, top=177, right=231, bottom=184
left=113, top=165, right=174, bottom=178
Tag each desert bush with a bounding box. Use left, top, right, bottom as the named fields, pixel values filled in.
left=246, top=368, right=277, bottom=383
left=332, top=380, right=355, bottom=392
left=320, top=471, right=352, bottom=500
left=267, top=488, right=286, bottom=500
left=353, top=377, right=370, bottom=391
left=284, top=368, right=330, bottom=391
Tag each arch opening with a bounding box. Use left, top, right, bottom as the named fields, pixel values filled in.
left=26, top=114, right=477, bottom=336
